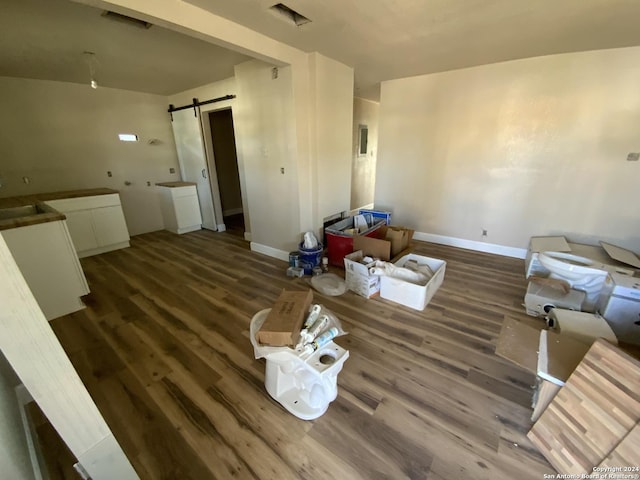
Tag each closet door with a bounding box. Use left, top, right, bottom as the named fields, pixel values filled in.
left=170, top=108, right=217, bottom=230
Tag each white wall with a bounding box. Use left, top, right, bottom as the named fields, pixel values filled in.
left=309, top=53, right=354, bottom=226
left=168, top=76, right=236, bottom=107
left=376, top=46, right=640, bottom=252
left=0, top=76, right=181, bottom=235
left=351, top=97, right=379, bottom=209
left=170, top=55, right=354, bottom=255
left=233, top=60, right=301, bottom=252
left=0, top=352, right=35, bottom=480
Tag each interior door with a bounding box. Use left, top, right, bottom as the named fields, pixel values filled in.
left=170, top=108, right=217, bottom=230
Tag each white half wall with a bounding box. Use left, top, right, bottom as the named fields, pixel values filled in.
left=308, top=53, right=354, bottom=227
left=376, top=46, right=640, bottom=252
left=0, top=76, right=181, bottom=236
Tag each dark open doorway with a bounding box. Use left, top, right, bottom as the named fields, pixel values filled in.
left=207, top=108, right=244, bottom=238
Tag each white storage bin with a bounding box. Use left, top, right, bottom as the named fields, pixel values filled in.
left=380, top=253, right=446, bottom=310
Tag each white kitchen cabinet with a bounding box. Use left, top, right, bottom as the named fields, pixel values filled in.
left=157, top=183, right=202, bottom=234
left=1, top=220, right=90, bottom=320
left=64, top=210, right=99, bottom=252
left=45, top=193, right=130, bottom=258
left=91, top=206, right=131, bottom=247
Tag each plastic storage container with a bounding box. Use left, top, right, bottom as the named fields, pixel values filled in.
left=380, top=253, right=446, bottom=310
left=325, top=217, right=386, bottom=267
left=358, top=209, right=392, bottom=225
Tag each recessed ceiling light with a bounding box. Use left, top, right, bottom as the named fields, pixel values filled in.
left=101, top=10, right=152, bottom=29
left=269, top=3, right=311, bottom=26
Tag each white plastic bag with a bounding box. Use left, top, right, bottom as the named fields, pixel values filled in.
left=369, top=260, right=434, bottom=286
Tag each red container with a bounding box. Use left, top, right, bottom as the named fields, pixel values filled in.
left=325, top=218, right=386, bottom=267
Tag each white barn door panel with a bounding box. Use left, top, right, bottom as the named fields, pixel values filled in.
left=170, top=108, right=217, bottom=231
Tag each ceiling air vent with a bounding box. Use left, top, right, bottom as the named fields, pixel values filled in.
left=101, top=10, right=153, bottom=29
left=269, top=3, right=311, bottom=26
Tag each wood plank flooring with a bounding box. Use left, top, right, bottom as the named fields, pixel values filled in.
left=49, top=230, right=555, bottom=479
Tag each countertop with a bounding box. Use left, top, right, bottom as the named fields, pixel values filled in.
left=0, top=188, right=118, bottom=231
left=155, top=182, right=197, bottom=188
left=0, top=203, right=66, bottom=231
left=0, top=188, right=119, bottom=208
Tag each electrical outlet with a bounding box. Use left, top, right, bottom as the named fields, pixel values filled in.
left=280, top=167, right=285, bottom=174
left=146, top=181, right=151, bottom=186
left=482, top=229, right=488, bottom=237
left=107, top=171, right=112, bottom=177
left=170, top=167, right=176, bottom=174
left=627, top=152, right=639, bottom=162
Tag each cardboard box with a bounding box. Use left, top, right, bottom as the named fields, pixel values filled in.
left=344, top=250, right=380, bottom=298
left=352, top=225, right=414, bottom=262
left=257, top=289, right=313, bottom=346
left=383, top=226, right=414, bottom=258
left=380, top=253, right=446, bottom=311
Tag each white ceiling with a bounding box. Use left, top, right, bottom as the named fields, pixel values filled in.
left=3, top=0, right=640, bottom=100
left=185, top=0, right=640, bottom=99
left=0, top=0, right=252, bottom=96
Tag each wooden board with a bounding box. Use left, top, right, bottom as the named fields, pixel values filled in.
left=528, top=339, right=640, bottom=475
left=496, top=317, right=540, bottom=374
left=530, top=379, right=561, bottom=423
left=598, top=421, right=640, bottom=469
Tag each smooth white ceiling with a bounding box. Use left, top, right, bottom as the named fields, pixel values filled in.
left=185, top=0, right=640, bottom=99
left=0, top=0, right=252, bottom=96
left=4, top=0, right=640, bottom=100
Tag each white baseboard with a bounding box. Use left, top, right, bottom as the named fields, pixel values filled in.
left=250, top=242, right=289, bottom=262
left=174, top=225, right=201, bottom=234
left=223, top=208, right=243, bottom=216
left=244, top=232, right=252, bottom=242
left=413, top=232, right=527, bottom=259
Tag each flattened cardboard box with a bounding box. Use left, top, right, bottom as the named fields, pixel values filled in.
left=258, top=289, right=313, bottom=346
left=353, top=225, right=414, bottom=262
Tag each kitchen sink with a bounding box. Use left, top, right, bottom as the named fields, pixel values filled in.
left=0, top=204, right=50, bottom=220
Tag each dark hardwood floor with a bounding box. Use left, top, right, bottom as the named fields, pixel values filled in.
left=223, top=213, right=245, bottom=238
left=49, top=230, right=554, bottom=479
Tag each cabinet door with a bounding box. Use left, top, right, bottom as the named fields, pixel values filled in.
left=64, top=210, right=99, bottom=252
left=91, top=206, right=130, bottom=247
left=174, top=195, right=202, bottom=229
